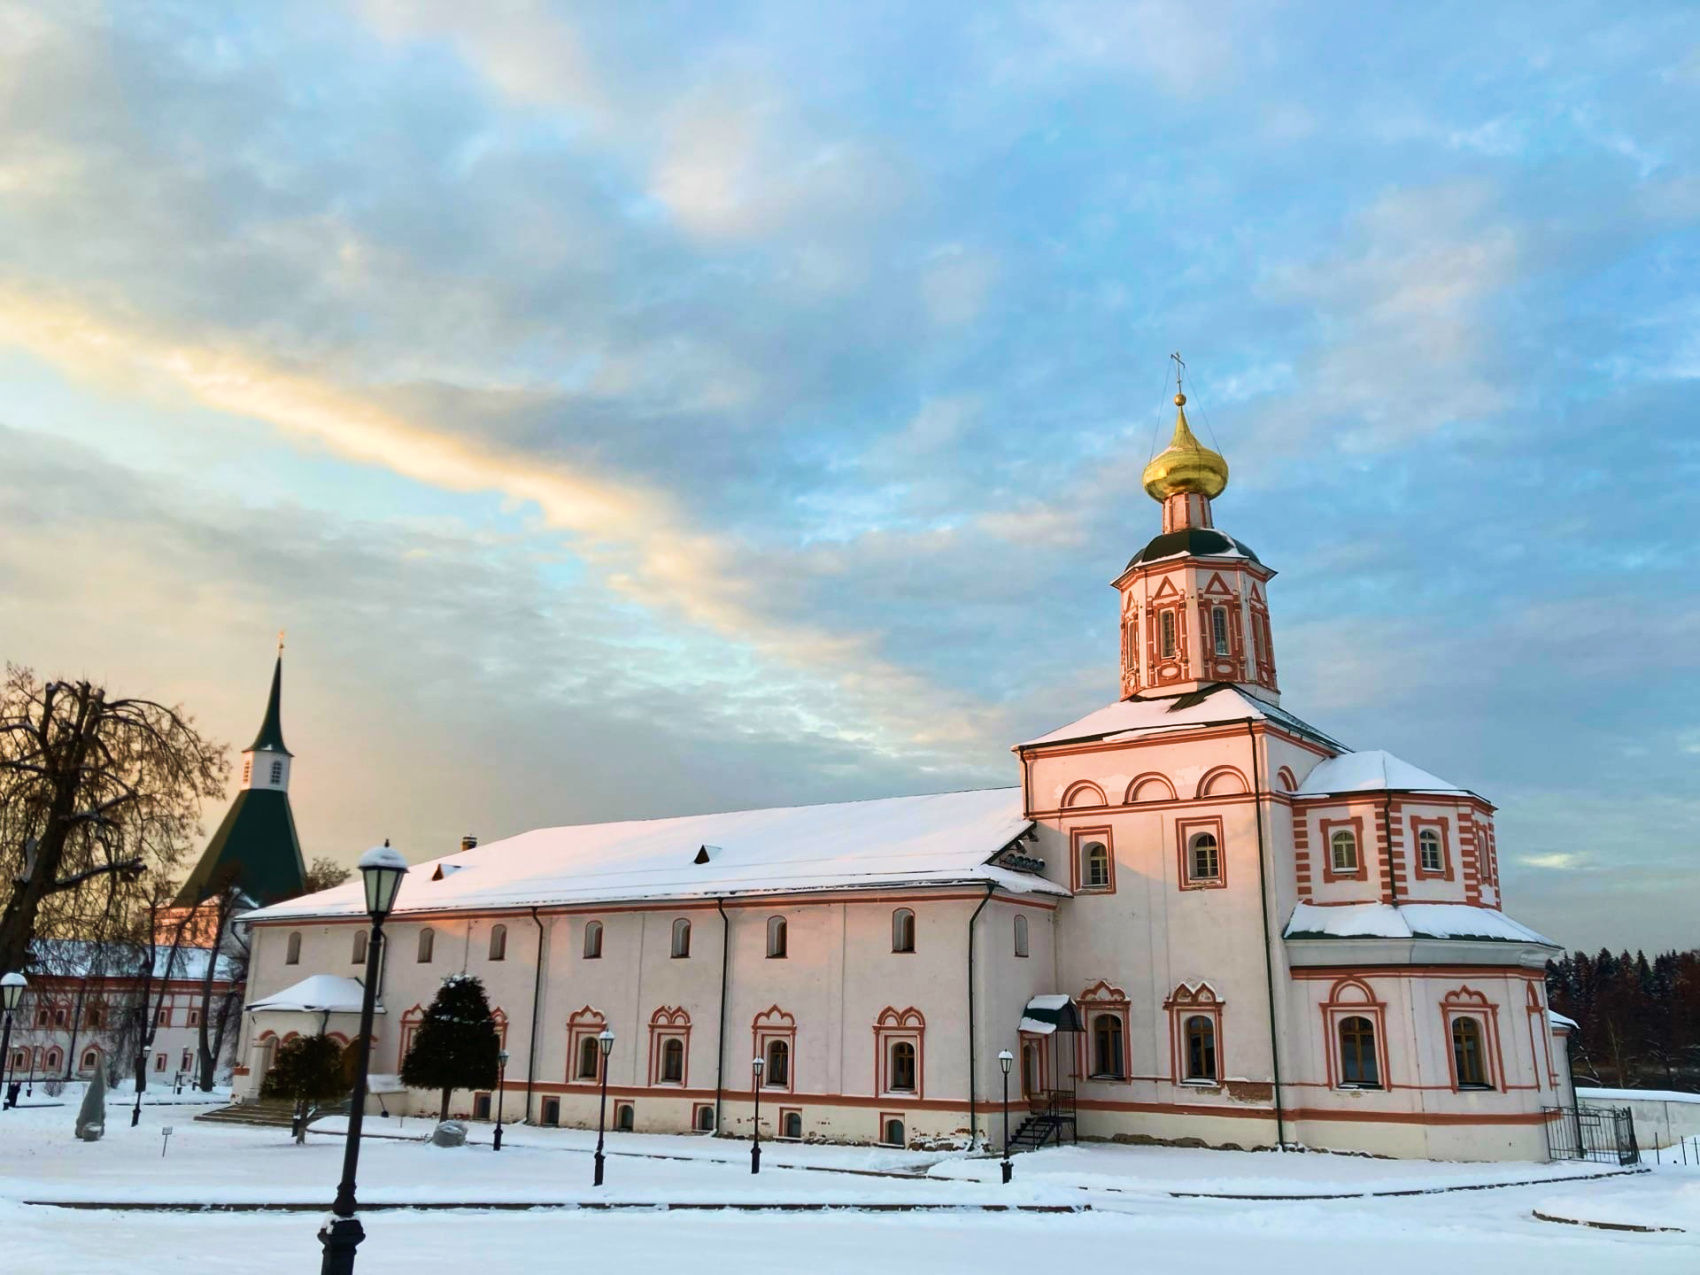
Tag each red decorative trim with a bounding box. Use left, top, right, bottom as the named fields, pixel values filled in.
left=566, top=1005, right=608, bottom=1085
left=1069, top=826, right=1116, bottom=895
left=1175, top=815, right=1226, bottom=890
left=647, top=1006, right=693, bottom=1088
left=1078, top=981, right=1131, bottom=1083
left=1194, top=765, right=1249, bottom=799
left=873, top=1007, right=925, bottom=1100
left=1439, top=986, right=1503, bottom=1093
left=1319, top=976, right=1390, bottom=1091
left=1124, top=772, right=1178, bottom=804
left=752, top=1005, right=797, bottom=1095
left=1163, top=983, right=1223, bottom=1085
left=1318, top=816, right=1369, bottom=884
left=1275, top=766, right=1298, bottom=793
left=1410, top=817, right=1453, bottom=881
left=1061, top=780, right=1108, bottom=809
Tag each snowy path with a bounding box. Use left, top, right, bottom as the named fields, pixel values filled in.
left=2, top=1099, right=1696, bottom=1273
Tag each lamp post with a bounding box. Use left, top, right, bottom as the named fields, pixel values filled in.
left=750, top=1055, right=764, bottom=1174
left=318, top=843, right=408, bottom=1275
left=592, top=1027, right=615, bottom=1186
left=998, top=1050, right=1014, bottom=1184
left=1, top=973, right=25, bottom=1111
left=493, top=1049, right=508, bottom=1151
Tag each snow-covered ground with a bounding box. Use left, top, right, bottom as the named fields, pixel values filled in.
left=2, top=1094, right=1696, bottom=1273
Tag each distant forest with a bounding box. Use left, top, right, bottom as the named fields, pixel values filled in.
left=1547, top=949, right=1700, bottom=1092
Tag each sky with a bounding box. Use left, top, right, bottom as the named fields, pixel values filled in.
left=0, top=1, right=1695, bottom=952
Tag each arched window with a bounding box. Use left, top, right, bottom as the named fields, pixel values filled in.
left=696, top=1105, right=716, bottom=1131
left=1184, top=1015, right=1217, bottom=1081
left=578, top=1034, right=602, bottom=1080
left=782, top=1111, right=802, bottom=1140
left=615, top=1103, right=634, bottom=1131
left=1338, top=1016, right=1380, bottom=1088
left=1452, top=1017, right=1490, bottom=1089
left=1081, top=841, right=1111, bottom=889
left=1013, top=914, right=1029, bottom=958
left=80, top=1048, right=100, bottom=1072
left=764, top=1038, right=790, bottom=1087
left=891, top=908, right=916, bottom=953
left=1188, top=832, right=1220, bottom=883
left=1160, top=610, right=1177, bottom=658
left=45, top=1047, right=62, bottom=1072
left=1212, top=606, right=1230, bottom=656
left=889, top=1041, right=917, bottom=1092
left=1330, top=829, right=1358, bottom=873
left=417, top=927, right=434, bottom=963
left=583, top=920, right=603, bottom=960
left=351, top=929, right=368, bottom=965
left=488, top=924, right=507, bottom=962
left=285, top=932, right=302, bottom=965
left=671, top=917, right=692, bottom=958
left=1419, top=828, right=1444, bottom=874
left=661, top=1037, right=685, bottom=1084
left=767, top=916, right=787, bottom=959
left=269, top=759, right=284, bottom=784
left=1091, top=1014, right=1125, bottom=1079
left=882, top=1117, right=905, bottom=1147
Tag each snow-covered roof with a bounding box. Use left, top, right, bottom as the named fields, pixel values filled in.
left=26, top=937, right=239, bottom=983
left=1548, top=1010, right=1579, bottom=1032
left=1296, top=750, right=1470, bottom=798
left=244, top=788, right=1061, bottom=922
left=1284, top=901, right=1555, bottom=946
left=247, top=974, right=380, bottom=1015
left=1577, top=1086, right=1700, bottom=1106
left=1020, top=684, right=1343, bottom=751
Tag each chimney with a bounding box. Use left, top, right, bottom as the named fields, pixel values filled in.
left=460, top=834, right=478, bottom=853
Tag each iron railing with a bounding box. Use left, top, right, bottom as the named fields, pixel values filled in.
left=1544, top=1104, right=1639, bottom=1166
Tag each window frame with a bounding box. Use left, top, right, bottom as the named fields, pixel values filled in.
left=567, top=1007, right=608, bottom=1085
left=1321, top=977, right=1389, bottom=1091
left=285, top=931, right=302, bottom=965
left=1164, top=982, right=1224, bottom=1086
left=582, top=919, right=603, bottom=960
left=879, top=1114, right=907, bottom=1148
left=1318, top=816, right=1369, bottom=884
left=670, top=917, right=692, bottom=959
left=1089, top=1012, right=1127, bottom=1081
left=1412, top=817, right=1453, bottom=881
left=763, top=1037, right=791, bottom=1089
left=488, top=923, right=507, bottom=962
left=1013, top=913, right=1029, bottom=958
left=647, top=1005, right=692, bottom=1087
left=416, top=927, right=435, bottom=963
left=891, top=907, right=916, bottom=953
left=1337, top=1015, right=1381, bottom=1089
left=873, top=1007, right=925, bottom=1098
left=1440, top=987, right=1502, bottom=1093
left=1176, top=816, right=1226, bottom=890
left=779, top=1108, right=803, bottom=1141
left=766, top=915, right=788, bottom=959
left=269, top=759, right=284, bottom=785
left=1159, top=608, right=1178, bottom=659
left=1077, top=981, right=1132, bottom=1084
left=1211, top=605, right=1230, bottom=656
left=1070, top=825, right=1116, bottom=895
left=752, top=1005, right=797, bottom=1095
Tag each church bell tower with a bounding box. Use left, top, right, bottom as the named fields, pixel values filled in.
left=1112, top=363, right=1279, bottom=702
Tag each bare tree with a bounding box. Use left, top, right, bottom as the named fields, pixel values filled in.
left=193, top=882, right=251, bottom=1090
left=303, top=857, right=351, bottom=895
left=0, top=667, right=226, bottom=976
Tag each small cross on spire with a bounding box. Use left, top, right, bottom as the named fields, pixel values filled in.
left=277, top=629, right=285, bottom=656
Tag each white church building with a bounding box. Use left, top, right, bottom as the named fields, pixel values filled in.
left=236, top=394, right=1575, bottom=1161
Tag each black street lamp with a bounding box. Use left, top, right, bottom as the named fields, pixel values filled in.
left=1, top=972, right=25, bottom=1111
left=998, top=1049, right=1014, bottom=1184
left=318, top=842, right=408, bottom=1275
left=493, top=1049, right=508, bottom=1151
left=750, top=1055, right=764, bottom=1174
left=592, top=1027, right=615, bottom=1186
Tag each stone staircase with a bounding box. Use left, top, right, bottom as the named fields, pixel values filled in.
left=194, top=1099, right=300, bottom=1129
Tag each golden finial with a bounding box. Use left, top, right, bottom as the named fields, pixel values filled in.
left=277, top=629, right=286, bottom=656
left=1141, top=352, right=1228, bottom=501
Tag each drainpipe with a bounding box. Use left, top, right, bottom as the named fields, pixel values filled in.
left=967, top=881, right=996, bottom=1149
left=524, top=908, right=546, bottom=1125
left=715, top=896, right=730, bottom=1136
left=1247, top=723, right=1288, bottom=1150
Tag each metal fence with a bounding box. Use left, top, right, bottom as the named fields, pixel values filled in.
left=1544, top=1105, right=1639, bottom=1166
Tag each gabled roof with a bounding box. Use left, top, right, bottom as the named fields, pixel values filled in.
left=244, top=788, right=1059, bottom=923
left=1019, top=683, right=1343, bottom=752
left=1296, top=749, right=1470, bottom=798
left=248, top=654, right=290, bottom=755
left=174, top=787, right=307, bottom=908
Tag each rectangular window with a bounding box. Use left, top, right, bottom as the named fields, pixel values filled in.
left=1159, top=610, right=1177, bottom=658
left=1211, top=606, right=1229, bottom=656
left=1071, top=827, right=1115, bottom=894
left=1177, top=818, right=1226, bottom=889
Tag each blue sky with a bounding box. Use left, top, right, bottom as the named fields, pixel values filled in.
left=0, top=1, right=1695, bottom=949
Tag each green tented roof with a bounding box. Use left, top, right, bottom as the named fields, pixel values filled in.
left=174, top=787, right=306, bottom=907
left=248, top=656, right=291, bottom=755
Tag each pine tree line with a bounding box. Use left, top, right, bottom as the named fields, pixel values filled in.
left=1546, top=948, right=1700, bottom=1091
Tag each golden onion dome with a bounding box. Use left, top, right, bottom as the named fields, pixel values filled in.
left=1141, top=393, right=1229, bottom=501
